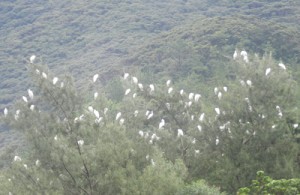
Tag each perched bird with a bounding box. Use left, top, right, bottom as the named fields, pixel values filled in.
left=197, top=125, right=202, bottom=132
left=132, top=93, right=137, bottom=98
left=134, top=110, right=139, bottom=117
left=60, top=82, right=64, bottom=88
left=246, top=80, right=252, bottom=87
left=123, top=73, right=129, bottom=80
left=4, top=108, right=8, bottom=117
left=214, top=87, right=218, bottom=95
left=132, top=77, right=138, bottom=84
left=149, top=84, right=155, bottom=93
left=217, top=92, right=222, bottom=100
left=22, top=96, right=28, bottom=103
left=215, top=108, right=220, bottom=115
left=119, top=118, right=125, bottom=125
left=88, top=106, right=94, bottom=113
left=278, top=62, right=286, bottom=70
left=53, top=77, right=59, bottom=85
left=177, top=129, right=184, bottom=137
left=265, top=68, right=271, bottom=76
left=116, top=112, right=122, bottom=121
left=240, top=50, right=247, bottom=57
left=14, top=156, right=22, bottom=162
left=94, top=92, right=98, bottom=100
left=27, top=89, right=34, bottom=100
left=168, top=87, right=173, bottom=94
left=223, top=86, right=228, bottom=92
left=199, top=113, right=205, bottom=122
left=215, top=137, right=219, bottom=145
left=180, top=89, right=184, bottom=96
left=188, top=93, right=194, bottom=100
left=35, top=69, right=40, bottom=75
left=125, top=88, right=131, bottom=96
left=30, top=105, right=35, bottom=111
left=93, top=74, right=99, bottom=83
left=159, top=119, right=165, bottom=129
left=166, top=80, right=171, bottom=87
left=30, top=55, right=36, bottom=63
left=78, top=140, right=84, bottom=146
left=93, top=109, right=100, bottom=119
left=293, top=124, right=298, bottom=129
left=138, top=130, right=144, bottom=137
left=138, top=83, right=143, bottom=91
left=233, top=50, right=238, bottom=60
left=42, top=72, right=47, bottom=79
left=147, top=111, right=154, bottom=120
left=194, top=94, right=201, bottom=102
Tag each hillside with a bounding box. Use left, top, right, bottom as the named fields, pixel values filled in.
left=0, top=0, right=300, bottom=111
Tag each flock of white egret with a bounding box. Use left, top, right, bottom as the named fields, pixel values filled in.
left=1, top=52, right=298, bottom=167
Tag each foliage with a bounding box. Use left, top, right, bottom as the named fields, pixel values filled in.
left=238, top=171, right=300, bottom=195
left=176, top=180, right=226, bottom=195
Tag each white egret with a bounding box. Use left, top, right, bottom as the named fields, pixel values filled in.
left=138, top=130, right=144, bottom=137
left=78, top=140, right=84, bottom=146
left=30, top=105, right=35, bottom=111
left=195, top=150, right=200, bottom=154
left=265, top=68, right=271, bottom=76
left=293, top=124, right=298, bottom=129
left=191, top=115, right=194, bottom=120
left=42, top=72, right=47, bottom=79
left=60, top=82, right=64, bottom=88
left=125, top=88, right=131, bottom=96
left=14, top=156, right=22, bottom=162
left=187, top=101, right=193, bottom=107
left=4, top=108, right=8, bottom=117
left=123, top=73, right=129, bottom=80
left=147, top=111, right=153, bottom=120
left=166, top=102, right=171, bottom=110
left=104, top=108, right=108, bottom=115
left=197, top=125, right=202, bottom=132
left=145, top=110, right=150, bottom=116
left=23, top=164, right=28, bottom=169
left=53, top=77, right=59, bottom=85
left=214, top=87, right=218, bottom=95
left=215, top=107, right=220, bottom=115
left=149, top=84, right=155, bottom=93
left=94, top=92, right=98, bottom=100
left=177, top=129, right=184, bottom=137
left=194, top=94, right=201, bottom=102
left=180, top=89, right=184, bottom=96
left=134, top=110, right=139, bottom=117
left=93, top=109, right=100, bottom=118
left=188, top=93, right=194, bottom=100
left=132, top=77, right=138, bottom=84
left=151, top=159, right=155, bottom=166
left=246, top=80, right=252, bottom=87
left=233, top=50, right=238, bottom=60
left=93, top=74, right=99, bottom=83
left=116, top=112, right=122, bottom=121
left=138, top=83, right=143, bottom=91
left=35, top=160, right=40, bottom=166
left=30, top=55, right=36, bottom=63
left=199, top=113, right=205, bottom=122
left=159, top=119, right=165, bottom=129
left=215, top=137, right=219, bottom=145
left=243, top=55, right=249, bottom=63
left=54, top=135, right=58, bottom=141
left=217, top=92, right=222, bottom=100
left=166, top=80, right=171, bottom=87
left=132, top=93, right=137, bottom=98
left=240, top=50, right=247, bottom=57
left=119, top=118, right=125, bottom=125
left=168, top=87, right=173, bottom=94
left=35, top=69, right=40, bottom=74
left=223, top=86, right=228, bottom=92
left=88, top=106, right=94, bottom=113
left=27, top=89, right=34, bottom=99
left=95, top=117, right=103, bottom=124
left=278, top=62, right=286, bottom=70
left=22, top=96, right=28, bottom=103
left=192, top=138, right=196, bottom=144
left=240, top=80, right=246, bottom=86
